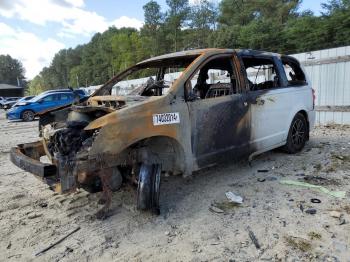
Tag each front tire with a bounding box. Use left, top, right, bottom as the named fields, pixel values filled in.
left=22, top=110, right=35, bottom=121
left=284, top=113, right=308, bottom=153
left=137, top=163, right=161, bottom=214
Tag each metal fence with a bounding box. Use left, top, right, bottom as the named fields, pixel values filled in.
left=292, top=46, right=350, bottom=125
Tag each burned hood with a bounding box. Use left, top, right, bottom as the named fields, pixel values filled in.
left=86, top=95, right=149, bottom=109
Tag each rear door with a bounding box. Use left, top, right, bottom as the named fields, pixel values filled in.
left=186, top=53, right=251, bottom=168
left=240, top=55, right=291, bottom=151
left=35, top=94, right=59, bottom=113
left=57, top=93, right=74, bottom=106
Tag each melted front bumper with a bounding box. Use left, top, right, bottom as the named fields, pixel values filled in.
left=10, top=141, right=62, bottom=192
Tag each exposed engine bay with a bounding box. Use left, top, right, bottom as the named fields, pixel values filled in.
left=39, top=93, right=161, bottom=218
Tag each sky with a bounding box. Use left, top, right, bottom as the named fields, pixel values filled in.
left=0, top=0, right=324, bottom=80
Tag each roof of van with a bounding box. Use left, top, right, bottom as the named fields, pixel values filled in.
left=139, top=48, right=282, bottom=64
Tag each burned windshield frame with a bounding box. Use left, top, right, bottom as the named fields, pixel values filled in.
left=92, top=55, right=199, bottom=97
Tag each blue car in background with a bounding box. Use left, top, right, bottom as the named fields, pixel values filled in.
left=6, top=90, right=86, bottom=121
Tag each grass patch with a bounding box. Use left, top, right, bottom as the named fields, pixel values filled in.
left=284, top=236, right=312, bottom=252
left=308, top=232, right=322, bottom=240
left=342, top=205, right=350, bottom=214
left=212, top=201, right=240, bottom=212
left=314, top=163, right=322, bottom=172
left=329, top=153, right=350, bottom=171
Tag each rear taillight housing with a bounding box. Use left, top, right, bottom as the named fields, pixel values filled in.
left=312, top=88, right=316, bottom=109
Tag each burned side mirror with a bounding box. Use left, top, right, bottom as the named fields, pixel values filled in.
left=185, top=81, right=197, bottom=102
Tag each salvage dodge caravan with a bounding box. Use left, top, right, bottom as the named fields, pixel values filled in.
left=10, top=49, right=315, bottom=218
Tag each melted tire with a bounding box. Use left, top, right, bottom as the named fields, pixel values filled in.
left=136, top=163, right=161, bottom=214
left=283, top=113, right=308, bottom=154
left=110, top=168, right=123, bottom=192
left=81, top=168, right=123, bottom=193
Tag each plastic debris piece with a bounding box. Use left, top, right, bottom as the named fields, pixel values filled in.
left=330, top=211, right=341, bottom=218
left=225, top=191, right=243, bottom=204
left=279, top=180, right=346, bottom=198
left=305, top=208, right=317, bottom=215
left=311, top=198, right=321, bottom=204
left=209, top=205, right=224, bottom=214
left=247, top=228, right=261, bottom=249
left=257, top=169, right=269, bottom=173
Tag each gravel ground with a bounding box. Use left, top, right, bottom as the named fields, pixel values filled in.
left=0, top=110, right=349, bottom=262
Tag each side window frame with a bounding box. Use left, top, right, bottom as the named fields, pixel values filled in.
left=184, top=53, right=243, bottom=101
left=59, top=93, right=71, bottom=101
left=42, top=94, right=55, bottom=102
left=238, top=54, right=288, bottom=92
left=281, top=56, right=307, bottom=87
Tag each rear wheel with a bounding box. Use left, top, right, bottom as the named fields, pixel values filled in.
left=137, top=163, right=161, bottom=214
left=22, top=110, right=35, bottom=121
left=284, top=113, right=308, bottom=153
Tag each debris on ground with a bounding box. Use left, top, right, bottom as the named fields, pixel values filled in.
left=247, top=227, right=261, bottom=249
left=35, top=226, right=81, bottom=256
left=225, top=191, right=243, bottom=204
left=305, top=208, right=317, bottom=215
left=209, top=205, right=224, bottom=214
left=303, top=176, right=340, bottom=186
left=310, top=198, right=321, bottom=204
left=27, top=213, right=43, bottom=219
left=257, top=169, right=269, bottom=173
left=339, top=215, right=346, bottom=225
left=308, top=232, right=322, bottom=240
left=330, top=211, right=342, bottom=218
left=284, top=236, right=312, bottom=252
left=279, top=180, right=346, bottom=198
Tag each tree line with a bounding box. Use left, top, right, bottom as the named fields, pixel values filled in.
left=26, top=0, right=350, bottom=94
left=0, top=55, right=25, bottom=87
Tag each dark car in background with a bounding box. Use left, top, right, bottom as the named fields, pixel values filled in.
left=0, top=97, right=20, bottom=109
left=6, top=90, right=86, bottom=121
left=3, top=96, right=34, bottom=110
left=0, top=96, right=6, bottom=108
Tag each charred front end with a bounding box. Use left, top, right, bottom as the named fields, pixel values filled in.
left=10, top=96, right=128, bottom=193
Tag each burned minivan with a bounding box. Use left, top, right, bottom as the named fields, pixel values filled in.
left=10, top=49, right=315, bottom=217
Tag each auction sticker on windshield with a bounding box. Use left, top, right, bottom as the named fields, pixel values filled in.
left=153, top=112, right=180, bottom=126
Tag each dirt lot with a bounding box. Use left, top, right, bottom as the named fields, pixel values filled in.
left=0, top=110, right=349, bottom=262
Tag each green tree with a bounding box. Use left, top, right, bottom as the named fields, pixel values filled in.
left=321, top=0, right=350, bottom=47
left=0, top=54, right=25, bottom=86
left=217, top=0, right=301, bottom=51
left=142, top=0, right=167, bottom=56
left=188, top=0, right=218, bottom=48
left=165, top=0, right=190, bottom=51
left=27, top=75, right=45, bottom=95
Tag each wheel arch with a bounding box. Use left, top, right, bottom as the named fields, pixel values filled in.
left=21, top=109, right=35, bottom=120
left=284, top=109, right=310, bottom=142
left=295, top=109, right=310, bottom=140
left=117, top=135, right=188, bottom=175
